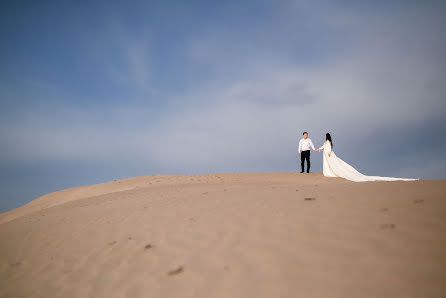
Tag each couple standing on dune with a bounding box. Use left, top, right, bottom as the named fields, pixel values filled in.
left=298, top=132, right=418, bottom=182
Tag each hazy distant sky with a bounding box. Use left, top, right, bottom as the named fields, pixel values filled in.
left=1, top=0, right=445, bottom=212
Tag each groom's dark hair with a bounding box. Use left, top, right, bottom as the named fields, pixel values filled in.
left=303, top=132, right=308, bottom=135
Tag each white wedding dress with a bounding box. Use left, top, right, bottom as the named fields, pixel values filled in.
left=318, top=140, right=418, bottom=182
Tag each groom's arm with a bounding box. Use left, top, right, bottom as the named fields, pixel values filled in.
left=309, top=139, right=316, bottom=151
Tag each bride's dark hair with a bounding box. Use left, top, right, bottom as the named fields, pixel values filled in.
left=326, top=133, right=333, bottom=148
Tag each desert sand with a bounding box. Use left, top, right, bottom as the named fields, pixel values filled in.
left=1, top=172, right=445, bottom=298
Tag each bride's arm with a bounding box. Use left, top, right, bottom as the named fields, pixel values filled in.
left=327, top=142, right=332, bottom=157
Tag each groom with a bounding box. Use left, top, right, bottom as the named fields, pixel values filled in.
left=298, top=132, right=316, bottom=173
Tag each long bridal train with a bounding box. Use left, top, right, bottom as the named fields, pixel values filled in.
left=318, top=140, right=418, bottom=182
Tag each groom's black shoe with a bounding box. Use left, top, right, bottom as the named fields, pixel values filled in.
left=300, top=171, right=304, bottom=173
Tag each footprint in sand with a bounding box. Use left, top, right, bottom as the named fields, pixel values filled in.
left=304, top=197, right=316, bottom=201
left=379, top=208, right=389, bottom=212
left=167, top=266, right=184, bottom=275
left=10, top=261, right=22, bottom=267
left=108, top=241, right=117, bottom=245
left=414, top=199, right=424, bottom=204
left=144, top=244, right=152, bottom=250
left=380, top=223, right=396, bottom=230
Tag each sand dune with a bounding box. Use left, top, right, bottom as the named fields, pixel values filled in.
left=1, top=172, right=445, bottom=298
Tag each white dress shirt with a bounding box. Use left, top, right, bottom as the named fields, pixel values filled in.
left=298, top=138, right=315, bottom=153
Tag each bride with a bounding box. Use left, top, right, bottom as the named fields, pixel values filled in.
left=316, top=133, right=418, bottom=182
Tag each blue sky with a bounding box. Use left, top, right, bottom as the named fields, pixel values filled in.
left=1, top=0, right=445, bottom=212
